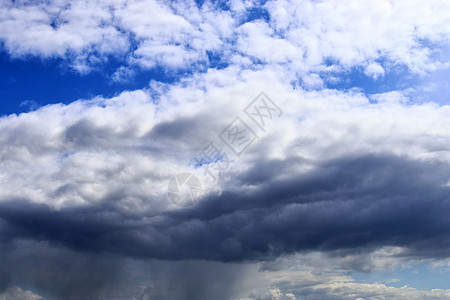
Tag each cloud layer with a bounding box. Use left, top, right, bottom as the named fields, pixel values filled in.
left=1, top=0, right=450, bottom=76
left=2, top=0, right=450, bottom=299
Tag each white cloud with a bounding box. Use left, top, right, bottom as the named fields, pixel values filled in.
left=0, top=0, right=235, bottom=72
left=264, top=0, right=450, bottom=74
left=111, top=66, right=136, bottom=83
left=370, top=90, right=410, bottom=104
left=1, top=66, right=450, bottom=209
left=236, top=21, right=303, bottom=65
left=365, top=62, right=385, bottom=80
left=0, top=0, right=129, bottom=58
left=0, top=286, right=43, bottom=300
left=1, top=0, right=450, bottom=78
left=233, top=250, right=450, bottom=299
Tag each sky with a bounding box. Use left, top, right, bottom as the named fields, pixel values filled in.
left=1, top=0, right=450, bottom=299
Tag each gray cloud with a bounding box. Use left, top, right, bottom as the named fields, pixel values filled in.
left=1, top=154, right=449, bottom=263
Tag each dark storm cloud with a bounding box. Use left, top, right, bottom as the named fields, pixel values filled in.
left=0, top=240, right=249, bottom=300
left=0, top=239, right=130, bottom=300
left=1, top=153, right=450, bottom=264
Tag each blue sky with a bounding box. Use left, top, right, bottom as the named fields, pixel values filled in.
left=1, top=0, right=450, bottom=299
left=0, top=49, right=422, bottom=116
left=0, top=53, right=188, bottom=116
left=353, top=262, right=450, bottom=290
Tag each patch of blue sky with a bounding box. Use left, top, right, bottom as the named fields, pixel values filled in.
left=323, top=39, right=450, bottom=105
left=0, top=51, right=194, bottom=116
left=241, top=5, right=270, bottom=24
left=352, top=260, right=450, bottom=290
left=205, top=50, right=230, bottom=70
left=193, top=0, right=229, bottom=10
left=191, top=152, right=225, bottom=169
left=321, top=61, right=450, bottom=106
left=411, top=66, right=450, bottom=105
left=323, top=62, right=416, bottom=95
left=194, top=0, right=270, bottom=24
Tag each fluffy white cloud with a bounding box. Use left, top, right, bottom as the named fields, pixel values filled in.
left=1, top=65, right=450, bottom=209
left=0, top=0, right=128, bottom=69
left=365, top=62, right=385, bottom=80
left=1, top=0, right=450, bottom=77
left=0, top=0, right=232, bottom=72
left=265, top=0, right=450, bottom=74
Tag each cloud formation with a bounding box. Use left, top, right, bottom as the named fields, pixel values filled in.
left=1, top=69, right=450, bottom=298
left=2, top=0, right=450, bottom=299
left=1, top=0, right=449, bottom=76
